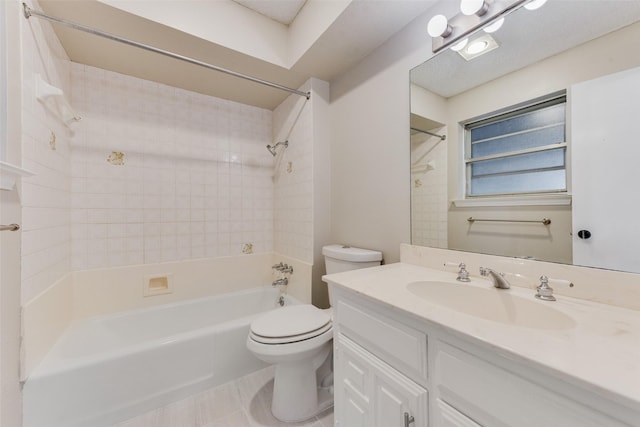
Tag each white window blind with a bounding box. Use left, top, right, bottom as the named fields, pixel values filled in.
left=464, top=92, right=567, bottom=197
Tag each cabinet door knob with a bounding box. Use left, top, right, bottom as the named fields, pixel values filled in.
left=404, top=412, right=415, bottom=426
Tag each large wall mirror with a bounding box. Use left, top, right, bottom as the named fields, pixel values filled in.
left=410, top=0, right=640, bottom=273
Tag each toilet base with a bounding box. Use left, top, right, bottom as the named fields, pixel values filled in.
left=272, top=373, right=334, bottom=423
left=271, top=343, right=333, bottom=422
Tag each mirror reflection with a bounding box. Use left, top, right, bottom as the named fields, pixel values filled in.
left=410, top=1, right=640, bottom=273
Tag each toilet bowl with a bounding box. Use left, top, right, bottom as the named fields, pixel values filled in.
left=247, top=245, right=382, bottom=422
left=247, top=304, right=334, bottom=422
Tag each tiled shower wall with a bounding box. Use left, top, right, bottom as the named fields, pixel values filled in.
left=272, top=90, right=314, bottom=264
left=69, top=64, right=275, bottom=271
left=410, top=130, right=447, bottom=249
left=20, top=0, right=316, bottom=305
left=20, top=0, right=72, bottom=304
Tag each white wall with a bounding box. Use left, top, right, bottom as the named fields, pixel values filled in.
left=329, top=11, right=434, bottom=263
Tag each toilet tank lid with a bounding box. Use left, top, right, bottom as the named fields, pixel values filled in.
left=322, top=245, right=382, bottom=262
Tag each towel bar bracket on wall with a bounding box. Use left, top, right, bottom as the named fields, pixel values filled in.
left=0, top=224, right=20, bottom=232
left=467, top=217, right=551, bottom=225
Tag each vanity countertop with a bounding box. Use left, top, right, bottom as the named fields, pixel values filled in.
left=324, top=262, right=640, bottom=411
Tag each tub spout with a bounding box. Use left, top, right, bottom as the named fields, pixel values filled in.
left=272, top=277, right=288, bottom=287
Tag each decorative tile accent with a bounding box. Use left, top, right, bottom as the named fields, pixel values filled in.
left=242, top=243, right=253, bottom=254
left=49, top=131, right=56, bottom=150
left=107, top=151, right=125, bottom=166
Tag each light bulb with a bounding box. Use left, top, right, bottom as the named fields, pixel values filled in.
left=483, top=17, right=504, bottom=33
left=460, top=0, right=488, bottom=16
left=524, top=0, right=547, bottom=10
left=450, top=38, right=469, bottom=52
left=467, top=40, right=489, bottom=55
left=427, top=15, right=452, bottom=38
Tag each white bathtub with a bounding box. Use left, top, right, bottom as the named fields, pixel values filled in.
left=23, top=287, right=298, bottom=427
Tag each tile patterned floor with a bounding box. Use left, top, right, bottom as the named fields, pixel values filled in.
left=113, top=366, right=334, bottom=427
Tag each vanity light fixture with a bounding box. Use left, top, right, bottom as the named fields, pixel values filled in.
left=467, top=39, right=489, bottom=54
left=427, top=14, right=452, bottom=38
left=427, top=0, right=545, bottom=53
left=483, top=17, right=504, bottom=33
left=460, top=0, right=489, bottom=16
left=457, top=33, right=500, bottom=61
left=450, top=38, right=469, bottom=52
left=524, top=0, right=547, bottom=10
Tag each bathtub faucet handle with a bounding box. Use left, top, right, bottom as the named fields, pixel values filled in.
left=280, top=264, right=293, bottom=274
left=272, top=262, right=293, bottom=274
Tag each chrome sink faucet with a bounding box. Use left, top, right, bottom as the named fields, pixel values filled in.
left=479, top=267, right=511, bottom=289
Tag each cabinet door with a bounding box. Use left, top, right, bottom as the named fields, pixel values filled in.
left=437, top=399, right=482, bottom=427
left=335, top=334, right=372, bottom=427
left=374, top=372, right=427, bottom=427
left=335, top=334, right=428, bottom=427
left=342, top=388, right=368, bottom=427
left=436, top=342, right=630, bottom=427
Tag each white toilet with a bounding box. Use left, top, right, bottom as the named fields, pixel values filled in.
left=246, top=245, right=382, bottom=422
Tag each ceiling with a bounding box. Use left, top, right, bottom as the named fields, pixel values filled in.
left=411, top=0, right=640, bottom=98
left=232, top=0, right=307, bottom=25
left=36, top=0, right=437, bottom=110
left=37, top=0, right=640, bottom=111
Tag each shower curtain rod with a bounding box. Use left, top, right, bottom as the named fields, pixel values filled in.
left=411, top=127, right=446, bottom=140
left=22, top=3, right=311, bottom=100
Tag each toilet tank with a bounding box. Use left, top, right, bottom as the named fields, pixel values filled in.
left=322, top=245, right=382, bottom=275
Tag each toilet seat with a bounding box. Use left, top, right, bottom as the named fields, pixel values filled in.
left=249, top=304, right=332, bottom=345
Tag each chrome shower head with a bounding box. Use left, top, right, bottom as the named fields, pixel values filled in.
left=266, top=140, right=288, bottom=157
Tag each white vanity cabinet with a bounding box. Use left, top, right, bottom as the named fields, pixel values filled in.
left=334, top=299, right=429, bottom=427
left=331, top=287, right=638, bottom=427
left=433, top=340, right=631, bottom=427
left=335, top=335, right=428, bottom=427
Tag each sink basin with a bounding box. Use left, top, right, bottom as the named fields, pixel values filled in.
left=406, top=281, right=576, bottom=330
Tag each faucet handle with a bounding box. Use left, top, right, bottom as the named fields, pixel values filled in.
left=479, top=266, right=494, bottom=277
left=444, top=262, right=471, bottom=282
left=456, top=263, right=470, bottom=282
left=535, top=275, right=556, bottom=301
